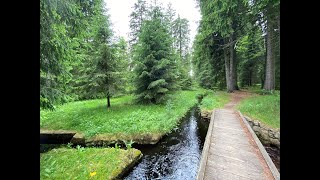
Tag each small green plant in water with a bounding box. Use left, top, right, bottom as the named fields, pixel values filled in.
left=67, top=142, right=73, bottom=148
left=123, top=140, right=134, bottom=149
left=114, top=143, right=120, bottom=149
left=76, top=145, right=85, bottom=152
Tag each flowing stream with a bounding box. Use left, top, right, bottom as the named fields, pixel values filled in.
left=124, top=106, right=209, bottom=179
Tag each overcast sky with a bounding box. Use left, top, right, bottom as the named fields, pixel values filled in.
left=105, top=0, right=201, bottom=46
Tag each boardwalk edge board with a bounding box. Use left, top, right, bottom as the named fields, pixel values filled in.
left=237, top=111, right=280, bottom=180
left=196, top=109, right=216, bottom=180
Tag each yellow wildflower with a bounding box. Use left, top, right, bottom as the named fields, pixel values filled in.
left=90, top=171, right=97, bottom=177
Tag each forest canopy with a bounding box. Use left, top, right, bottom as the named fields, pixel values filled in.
left=40, top=0, right=279, bottom=109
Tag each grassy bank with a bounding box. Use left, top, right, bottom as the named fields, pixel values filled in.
left=237, top=93, right=280, bottom=129
left=40, top=90, right=205, bottom=138
left=40, top=147, right=141, bottom=179
left=200, top=91, right=230, bottom=112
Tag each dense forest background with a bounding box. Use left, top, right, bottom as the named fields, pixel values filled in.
left=40, top=0, right=279, bottom=110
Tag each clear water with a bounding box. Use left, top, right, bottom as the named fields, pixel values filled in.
left=124, top=106, right=209, bottom=180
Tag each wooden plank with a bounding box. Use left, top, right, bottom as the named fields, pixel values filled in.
left=238, top=111, right=280, bottom=180
left=197, top=109, right=277, bottom=180
left=196, top=110, right=216, bottom=180
left=204, top=167, right=252, bottom=180
left=207, top=153, right=263, bottom=174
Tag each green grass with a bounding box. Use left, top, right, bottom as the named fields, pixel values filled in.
left=200, top=91, right=230, bottom=111
left=236, top=93, right=280, bottom=129
left=245, top=84, right=280, bottom=95
left=40, top=147, right=141, bottom=179
left=40, top=90, right=205, bottom=138
left=246, top=85, right=262, bottom=94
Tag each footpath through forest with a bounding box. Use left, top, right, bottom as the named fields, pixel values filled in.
left=197, top=90, right=279, bottom=180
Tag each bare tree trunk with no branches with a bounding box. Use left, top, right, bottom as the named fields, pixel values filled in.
left=264, top=12, right=275, bottom=91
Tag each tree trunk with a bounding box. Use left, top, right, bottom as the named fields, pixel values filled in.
left=107, top=95, right=111, bottom=108
left=229, top=35, right=237, bottom=91
left=224, top=44, right=232, bottom=93
left=232, top=42, right=239, bottom=90
left=264, top=12, right=275, bottom=91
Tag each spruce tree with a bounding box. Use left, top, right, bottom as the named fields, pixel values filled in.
left=86, top=7, right=120, bottom=108
left=134, top=6, right=177, bottom=104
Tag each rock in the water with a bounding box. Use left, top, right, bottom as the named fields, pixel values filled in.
left=201, top=110, right=212, bottom=121
left=260, top=129, right=269, bottom=141
left=268, top=129, right=274, bottom=138
left=70, top=133, right=85, bottom=145
left=252, top=126, right=261, bottom=134
left=253, top=121, right=260, bottom=126
left=269, top=138, right=280, bottom=148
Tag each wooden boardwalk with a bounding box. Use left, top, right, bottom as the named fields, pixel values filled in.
left=197, top=109, right=280, bottom=180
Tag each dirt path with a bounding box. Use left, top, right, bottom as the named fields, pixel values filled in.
left=223, top=90, right=253, bottom=110
left=219, top=90, right=277, bottom=179
left=201, top=108, right=275, bottom=180
left=205, top=90, right=276, bottom=179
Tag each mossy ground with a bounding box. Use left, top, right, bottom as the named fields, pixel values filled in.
left=199, top=91, right=230, bottom=112
left=237, top=92, right=280, bottom=129
left=40, top=147, right=142, bottom=179
left=41, top=90, right=206, bottom=139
